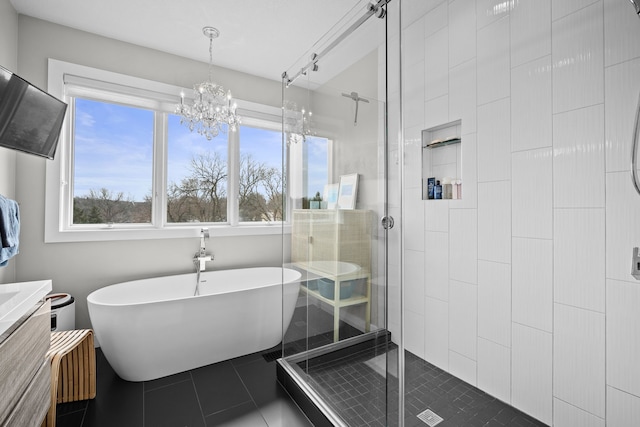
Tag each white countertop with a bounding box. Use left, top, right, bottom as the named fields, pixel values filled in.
left=0, top=280, right=52, bottom=338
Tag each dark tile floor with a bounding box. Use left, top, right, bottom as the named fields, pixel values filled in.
left=56, top=299, right=550, bottom=427
left=55, top=346, right=313, bottom=427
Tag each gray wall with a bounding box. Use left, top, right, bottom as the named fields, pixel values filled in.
left=0, top=0, right=18, bottom=284
left=14, top=16, right=294, bottom=329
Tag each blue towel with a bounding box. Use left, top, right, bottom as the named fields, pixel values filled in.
left=0, top=195, right=20, bottom=267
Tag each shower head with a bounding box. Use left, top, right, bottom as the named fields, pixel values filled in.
left=631, top=0, right=640, bottom=15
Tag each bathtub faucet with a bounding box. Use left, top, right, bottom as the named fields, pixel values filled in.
left=194, top=228, right=213, bottom=272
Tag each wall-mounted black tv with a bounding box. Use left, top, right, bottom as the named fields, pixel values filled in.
left=0, top=65, right=67, bottom=160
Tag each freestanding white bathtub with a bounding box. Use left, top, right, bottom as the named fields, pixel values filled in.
left=87, top=267, right=301, bottom=381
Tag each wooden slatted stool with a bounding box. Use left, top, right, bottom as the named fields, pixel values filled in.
left=42, top=329, right=96, bottom=427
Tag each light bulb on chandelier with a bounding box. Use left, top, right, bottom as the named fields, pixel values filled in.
left=175, top=26, right=241, bottom=140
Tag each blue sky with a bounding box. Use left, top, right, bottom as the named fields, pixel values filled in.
left=74, top=98, right=328, bottom=201
left=74, top=99, right=153, bottom=201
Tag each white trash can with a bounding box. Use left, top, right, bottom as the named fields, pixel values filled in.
left=46, top=293, right=75, bottom=331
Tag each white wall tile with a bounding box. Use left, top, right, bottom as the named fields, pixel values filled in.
left=510, top=0, right=551, bottom=68
left=476, top=0, right=510, bottom=30
left=554, top=304, right=606, bottom=418
left=477, top=16, right=510, bottom=105
left=449, top=279, right=477, bottom=360
left=606, top=172, right=640, bottom=283
left=554, top=398, right=605, bottom=427
left=405, top=188, right=425, bottom=251
left=511, top=56, right=552, bottom=152
left=552, top=3, right=604, bottom=113
left=449, top=209, right=477, bottom=284
left=404, top=56, right=426, bottom=96
left=403, top=17, right=425, bottom=66
left=554, top=209, right=605, bottom=312
left=553, top=104, right=605, bottom=208
left=477, top=338, right=511, bottom=404
left=425, top=231, right=449, bottom=301
left=402, top=0, right=439, bottom=30
left=512, top=238, right=553, bottom=332
left=478, top=260, right=511, bottom=346
left=449, top=0, right=476, bottom=68
left=478, top=98, right=511, bottom=182
left=604, top=58, right=640, bottom=173
left=425, top=28, right=448, bottom=101
left=552, top=0, right=599, bottom=21
left=405, top=249, right=425, bottom=315
left=405, top=125, right=423, bottom=191
left=607, top=386, right=640, bottom=427
left=424, top=296, right=449, bottom=371
left=604, top=0, right=640, bottom=66
left=425, top=199, right=449, bottom=232
left=450, top=132, right=477, bottom=209
left=404, top=61, right=426, bottom=129
left=396, top=3, right=640, bottom=426
left=512, top=148, right=553, bottom=239
left=424, top=1, right=448, bottom=39
left=606, top=279, right=640, bottom=397
left=425, top=94, right=449, bottom=130
left=449, top=59, right=477, bottom=134
left=449, top=350, right=477, bottom=386
left=405, top=309, right=425, bottom=360
left=478, top=181, right=511, bottom=264
left=512, top=323, right=553, bottom=425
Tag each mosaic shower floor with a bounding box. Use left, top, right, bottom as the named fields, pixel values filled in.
left=297, top=340, right=549, bottom=427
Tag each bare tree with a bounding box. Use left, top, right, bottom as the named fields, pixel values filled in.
left=87, top=188, right=131, bottom=223
left=239, top=153, right=269, bottom=221
left=263, top=166, right=284, bottom=221
left=167, top=152, right=228, bottom=222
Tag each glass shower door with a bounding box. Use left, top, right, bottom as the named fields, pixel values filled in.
left=278, top=1, right=403, bottom=425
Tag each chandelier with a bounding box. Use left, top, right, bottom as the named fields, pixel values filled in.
left=175, top=26, right=240, bottom=140
left=283, top=101, right=315, bottom=144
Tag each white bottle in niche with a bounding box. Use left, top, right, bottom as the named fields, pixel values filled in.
left=455, top=180, right=462, bottom=199
left=452, top=179, right=459, bottom=199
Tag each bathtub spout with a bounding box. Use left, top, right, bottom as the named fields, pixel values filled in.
left=194, top=252, right=213, bottom=272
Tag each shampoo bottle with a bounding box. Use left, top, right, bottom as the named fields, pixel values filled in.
left=434, top=180, right=442, bottom=199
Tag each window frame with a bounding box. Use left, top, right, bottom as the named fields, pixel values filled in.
left=45, top=59, right=288, bottom=242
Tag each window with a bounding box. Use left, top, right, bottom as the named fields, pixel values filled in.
left=238, top=126, right=284, bottom=222
left=166, top=114, right=229, bottom=224
left=72, top=98, right=154, bottom=225
left=45, top=60, right=289, bottom=242
left=304, top=136, right=329, bottom=202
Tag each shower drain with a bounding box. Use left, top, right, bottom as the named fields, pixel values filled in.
left=417, top=409, right=443, bottom=426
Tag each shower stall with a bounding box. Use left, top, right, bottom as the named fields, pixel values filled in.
left=277, top=0, right=640, bottom=426
left=276, top=1, right=403, bottom=425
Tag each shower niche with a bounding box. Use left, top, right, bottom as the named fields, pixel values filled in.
left=422, top=119, right=462, bottom=200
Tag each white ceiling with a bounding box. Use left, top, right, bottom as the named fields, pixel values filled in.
left=9, top=0, right=373, bottom=83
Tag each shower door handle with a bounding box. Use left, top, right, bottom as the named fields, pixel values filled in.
left=381, top=216, right=394, bottom=230
left=632, top=90, right=640, bottom=196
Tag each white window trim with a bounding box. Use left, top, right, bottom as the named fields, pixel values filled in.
left=45, top=59, right=289, bottom=243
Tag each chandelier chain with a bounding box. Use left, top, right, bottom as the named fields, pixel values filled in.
left=208, top=33, right=213, bottom=83
left=175, top=26, right=240, bottom=141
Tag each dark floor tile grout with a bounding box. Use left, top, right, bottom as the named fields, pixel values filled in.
left=143, top=376, right=192, bottom=393
left=188, top=370, right=208, bottom=427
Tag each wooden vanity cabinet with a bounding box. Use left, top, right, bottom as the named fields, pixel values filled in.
left=0, top=300, right=51, bottom=427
